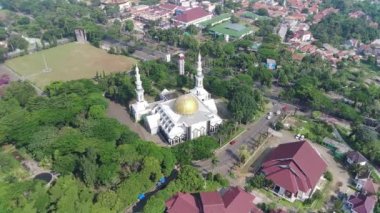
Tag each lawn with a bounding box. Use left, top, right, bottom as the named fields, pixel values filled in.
left=6, top=42, right=137, bottom=89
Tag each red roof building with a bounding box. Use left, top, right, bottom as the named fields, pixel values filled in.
left=165, top=187, right=262, bottom=213
left=222, top=186, right=261, bottom=213
left=166, top=192, right=201, bottom=213
left=200, top=191, right=226, bottom=213
left=172, top=7, right=212, bottom=27
left=347, top=194, right=377, bottom=213
left=261, top=141, right=327, bottom=202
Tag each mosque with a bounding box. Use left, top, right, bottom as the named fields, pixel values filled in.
left=130, top=54, right=223, bottom=145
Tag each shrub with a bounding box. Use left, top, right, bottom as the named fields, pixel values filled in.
left=324, top=171, right=333, bottom=182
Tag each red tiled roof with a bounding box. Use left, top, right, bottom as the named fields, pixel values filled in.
left=166, top=192, right=201, bottom=213
left=166, top=187, right=261, bottom=213
left=262, top=141, right=327, bottom=193
left=222, top=186, right=256, bottom=213
left=159, top=3, right=178, bottom=11
left=363, top=179, right=378, bottom=195
left=348, top=194, right=377, bottom=213
left=173, top=7, right=210, bottom=23
left=200, top=191, right=226, bottom=213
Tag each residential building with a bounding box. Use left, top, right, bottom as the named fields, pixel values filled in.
left=165, top=187, right=263, bottom=213
left=266, top=59, right=277, bottom=70
left=172, top=7, right=212, bottom=27
left=261, top=141, right=327, bottom=202
left=347, top=151, right=368, bottom=166
left=346, top=194, right=377, bottom=213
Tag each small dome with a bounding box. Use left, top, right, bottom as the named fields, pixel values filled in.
left=174, top=95, right=199, bottom=115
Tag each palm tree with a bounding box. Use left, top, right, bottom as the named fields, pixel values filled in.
left=211, top=155, right=219, bottom=180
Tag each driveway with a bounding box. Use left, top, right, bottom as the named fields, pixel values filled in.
left=193, top=101, right=296, bottom=181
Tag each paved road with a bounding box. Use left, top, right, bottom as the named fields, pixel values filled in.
left=194, top=100, right=294, bottom=177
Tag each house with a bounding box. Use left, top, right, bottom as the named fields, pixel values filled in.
left=292, top=53, right=305, bottom=61
left=172, top=7, right=212, bottom=27
left=277, top=24, right=288, bottom=42
left=165, top=192, right=200, bottom=213
left=261, top=141, right=327, bottom=202
left=289, top=30, right=312, bottom=42
left=200, top=191, right=226, bottom=213
left=347, top=151, right=368, bottom=166
left=345, top=39, right=360, bottom=49
left=221, top=186, right=262, bottom=213
left=359, top=179, right=378, bottom=195
left=266, top=59, right=277, bottom=70
left=165, top=187, right=263, bottom=213
left=346, top=194, right=377, bottom=213
left=100, top=0, right=131, bottom=12
left=349, top=10, right=366, bottom=19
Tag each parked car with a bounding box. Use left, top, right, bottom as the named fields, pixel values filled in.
left=295, top=134, right=301, bottom=140
left=229, top=140, right=237, bottom=145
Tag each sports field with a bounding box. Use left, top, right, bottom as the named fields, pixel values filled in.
left=6, top=42, right=137, bottom=88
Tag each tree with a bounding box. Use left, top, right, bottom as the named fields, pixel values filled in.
left=214, top=5, right=223, bottom=15
left=228, top=89, right=260, bottom=124
left=231, top=15, right=240, bottom=23
left=324, top=171, right=333, bottom=182
left=257, top=8, right=269, bottom=16
left=78, top=148, right=98, bottom=187
left=0, top=28, right=7, bottom=40
left=211, top=155, right=219, bottom=177
left=301, top=8, right=309, bottom=13
left=247, top=174, right=269, bottom=188
left=176, top=165, right=204, bottom=192
left=278, top=70, right=289, bottom=85
left=125, top=20, right=134, bottom=32
left=8, top=35, right=28, bottom=51
left=186, top=25, right=199, bottom=35
left=238, top=145, right=250, bottom=164
left=3, top=81, right=37, bottom=107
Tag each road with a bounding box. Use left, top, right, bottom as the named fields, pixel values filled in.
left=194, top=100, right=294, bottom=177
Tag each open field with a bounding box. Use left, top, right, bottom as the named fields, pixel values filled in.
left=5, top=42, right=137, bottom=89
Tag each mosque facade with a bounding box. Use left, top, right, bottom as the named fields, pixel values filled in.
left=130, top=54, right=223, bottom=145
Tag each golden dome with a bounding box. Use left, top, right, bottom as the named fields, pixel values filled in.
left=174, top=95, right=199, bottom=115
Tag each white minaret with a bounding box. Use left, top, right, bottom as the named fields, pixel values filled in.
left=179, top=53, right=185, bottom=75
left=191, top=53, right=210, bottom=101
left=130, top=65, right=149, bottom=122
left=195, top=52, right=204, bottom=89
left=135, top=65, right=145, bottom=103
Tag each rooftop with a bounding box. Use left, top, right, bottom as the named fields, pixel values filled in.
left=173, top=7, right=210, bottom=23
left=199, top=13, right=231, bottom=28
left=209, top=22, right=255, bottom=39
left=262, top=141, right=327, bottom=193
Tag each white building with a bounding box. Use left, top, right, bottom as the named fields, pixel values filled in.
left=130, top=54, right=223, bottom=145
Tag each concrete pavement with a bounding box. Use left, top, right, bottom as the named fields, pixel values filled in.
left=194, top=101, right=293, bottom=178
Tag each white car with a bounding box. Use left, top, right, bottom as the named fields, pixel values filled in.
left=276, top=110, right=281, bottom=115
left=295, top=134, right=301, bottom=139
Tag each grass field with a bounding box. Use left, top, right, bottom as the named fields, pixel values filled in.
left=6, top=42, right=137, bottom=89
